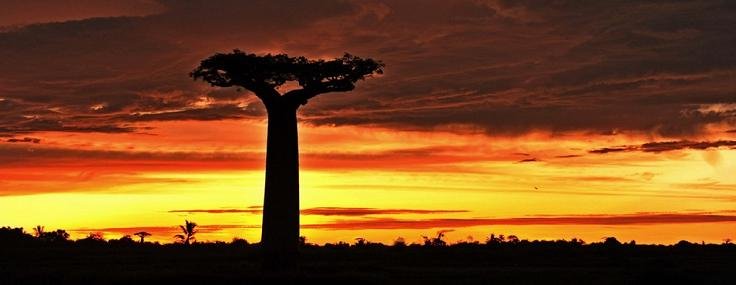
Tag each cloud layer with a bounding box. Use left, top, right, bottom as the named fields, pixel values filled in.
left=1, top=0, right=734, bottom=137
left=75, top=211, right=736, bottom=238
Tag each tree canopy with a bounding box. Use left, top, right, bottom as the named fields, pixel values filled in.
left=190, top=50, right=384, bottom=106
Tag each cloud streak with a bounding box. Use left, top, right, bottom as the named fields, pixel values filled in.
left=590, top=140, right=736, bottom=154
left=6, top=137, right=40, bottom=143
left=303, top=212, right=736, bottom=230
left=168, top=207, right=469, bottom=216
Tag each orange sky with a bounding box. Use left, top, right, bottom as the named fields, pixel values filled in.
left=2, top=119, right=735, bottom=244
left=1, top=0, right=736, bottom=245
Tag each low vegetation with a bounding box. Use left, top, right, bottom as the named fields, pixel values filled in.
left=1, top=225, right=735, bottom=284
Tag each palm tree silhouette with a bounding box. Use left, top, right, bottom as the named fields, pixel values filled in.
left=133, top=231, right=151, bottom=243
left=33, top=225, right=44, bottom=238
left=174, top=220, right=197, bottom=245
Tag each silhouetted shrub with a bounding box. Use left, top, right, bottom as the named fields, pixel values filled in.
left=108, top=235, right=136, bottom=246
left=76, top=232, right=106, bottom=245
left=506, top=235, right=520, bottom=244
left=231, top=238, right=249, bottom=247
left=602, top=237, right=621, bottom=247
left=422, top=231, right=448, bottom=247
left=39, top=229, right=71, bottom=243
left=393, top=237, right=407, bottom=247
left=0, top=227, right=35, bottom=246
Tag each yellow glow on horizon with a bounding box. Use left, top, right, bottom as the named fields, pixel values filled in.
left=2, top=120, right=736, bottom=244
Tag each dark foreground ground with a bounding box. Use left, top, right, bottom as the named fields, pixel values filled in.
left=3, top=241, right=736, bottom=285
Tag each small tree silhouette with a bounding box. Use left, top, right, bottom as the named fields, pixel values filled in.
left=507, top=235, right=520, bottom=243
left=486, top=233, right=505, bottom=245
left=422, top=231, right=448, bottom=247
left=393, top=237, right=407, bottom=247
left=191, top=50, right=383, bottom=266
left=174, top=220, right=197, bottom=245
left=134, top=231, right=151, bottom=243
left=33, top=225, right=44, bottom=238
left=602, top=237, right=621, bottom=247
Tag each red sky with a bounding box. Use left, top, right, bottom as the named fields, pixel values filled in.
left=1, top=0, right=735, bottom=245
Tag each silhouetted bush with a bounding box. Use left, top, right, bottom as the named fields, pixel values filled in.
left=602, top=237, right=622, bottom=247
left=393, top=237, right=407, bottom=247
left=0, top=227, right=34, bottom=245
left=108, top=235, right=136, bottom=246
left=676, top=240, right=694, bottom=248
left=231, top=237, right=249, bottom=247
left=38, top=229, right=71, bottom=244
left=422, top=231, right=448, bottom=247
left=76, top=232, right=106, bottom=246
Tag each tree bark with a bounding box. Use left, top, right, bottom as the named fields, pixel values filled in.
left=261, top=100, right=300, bottom=270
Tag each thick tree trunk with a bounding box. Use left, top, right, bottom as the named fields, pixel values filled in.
left=261, top=101, right=300, bottom=270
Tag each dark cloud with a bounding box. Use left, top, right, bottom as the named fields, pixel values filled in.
left=589, top=146, right=635, bottom=154
left=516, top=158, right=538, bottom=163
left=168, top=207, right=469, bottom=216
left=555, top=154, right=582, bottom=158
left=641, top=140, right=736, bottom=152
left=590, top=140, right=736, bottom=154
left=0, top=0, right=353, bottom=134
left=0, top=0, right=165, bottom=27
left=5, top=137, right=40, bottom=144
left=300, top=0, right=736, bottom=137
left=1, top=0, right=734, bottom=136
left=302, top=212, right=736, bottom=230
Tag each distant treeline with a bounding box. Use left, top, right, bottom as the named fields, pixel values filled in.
left=2, top=225, right=734, bottom=248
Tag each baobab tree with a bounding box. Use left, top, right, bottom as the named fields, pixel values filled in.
left=133, top=231, right=151, bottom=243
left=191, top=50, right=383, bottom=266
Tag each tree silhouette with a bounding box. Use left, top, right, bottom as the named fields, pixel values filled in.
left=39, top=229, right=70, bottom=243
left=422, top=231, right=448, bottom=247
left=77, top=232, right=106, bottom=245
left=174, top=220, right=197, bottom=245
left=33, top=225, right=44, bottom=238
left=134, top=231, right=152, bottom=243
left=191, top=50, right=383, bottom=266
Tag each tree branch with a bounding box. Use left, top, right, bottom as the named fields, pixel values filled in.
left=245, top=83, right=280, bottom=105
left=283, top=80, right=355, bottom=105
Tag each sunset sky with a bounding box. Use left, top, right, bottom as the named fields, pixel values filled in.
left=1, top=0, right=735, bottom=245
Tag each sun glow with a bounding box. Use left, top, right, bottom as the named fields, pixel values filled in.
left=2, top=119, right=735, bottom=244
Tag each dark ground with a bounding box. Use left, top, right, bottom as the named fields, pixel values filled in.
left=2, top=241, right=736, bottom=285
